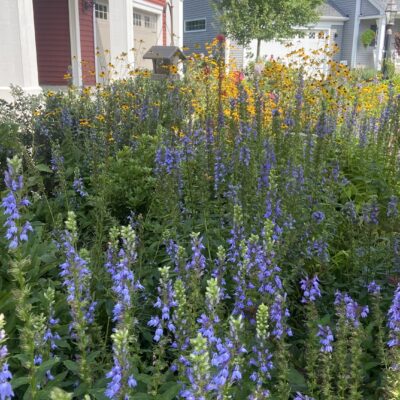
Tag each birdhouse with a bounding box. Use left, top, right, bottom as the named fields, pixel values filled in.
left=143, top=46, right=185, bottom=79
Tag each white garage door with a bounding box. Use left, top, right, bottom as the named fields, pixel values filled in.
left=95, top=1, right=110, bottom=84
left=133, top=9, right=159, bottom=69
left=251, top=29, right=330, bottom=74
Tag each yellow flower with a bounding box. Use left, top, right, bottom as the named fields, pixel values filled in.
left=79, top=119, right=91, bottom=127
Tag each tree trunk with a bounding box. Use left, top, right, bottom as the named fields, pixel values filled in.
left=256, top=38, right=261, bottom=61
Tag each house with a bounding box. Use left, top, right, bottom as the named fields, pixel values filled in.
left=0, top=0, right=183, bottom=101
left=183, top=0, right=399, bottom=72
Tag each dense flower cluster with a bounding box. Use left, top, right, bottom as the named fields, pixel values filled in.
left=335, top=292, right=369, bottom=327
left=317, top=325, right=334, bottom=353
left=1, top=156, right=32, bottom=249
left=300, top=275, right=321, bottom=303
left=59, top=212, right=97, bottom=329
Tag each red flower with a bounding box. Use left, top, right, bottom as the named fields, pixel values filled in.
left=233, top=71, right=245, bottom=84
left=216, top=34, right=226, bottom=43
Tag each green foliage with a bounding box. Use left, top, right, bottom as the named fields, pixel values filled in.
left=1, top=58, right=400, bottom=399
left=212, top=0, right=324, bottom=59
left=361, top=29, right=376, bottom=47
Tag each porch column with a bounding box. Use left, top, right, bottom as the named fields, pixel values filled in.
left=0, top=0, right=41, bottom=101
left=376, top=16, right=386, bottom=70
left=109, top=0, right=134, bottom=78
left=351, top=0, right=362, bottom=68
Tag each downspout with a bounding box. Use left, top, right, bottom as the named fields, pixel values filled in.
left=351, top=0, right=361, bottom=68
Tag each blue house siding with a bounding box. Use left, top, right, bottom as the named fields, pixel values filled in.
left=183, top=0, right=221, bottom=55
left=360, top=0, right=379, bottom=16
left=331, top=0, right=356, bottom=65
left=331, top=24, right=344, bottom=62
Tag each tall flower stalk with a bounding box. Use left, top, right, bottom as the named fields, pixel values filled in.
left=300, top=275, right=321, bottom=396
left=0, top=314, right=14, bottom=399
left=105, top=225, right=143, bottom=399
left=2, top=156, right=45, bottom=398
left=60, top=211, right=96, bottom=387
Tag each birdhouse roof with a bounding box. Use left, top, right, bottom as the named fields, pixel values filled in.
left=143, top=46, right=186, bottom=60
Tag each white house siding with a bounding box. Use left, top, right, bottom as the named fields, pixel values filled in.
left=0, top=0, right=41, bottom=101
left=229, top=39, right=244, bottom=69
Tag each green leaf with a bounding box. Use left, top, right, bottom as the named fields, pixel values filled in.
left=36, top=357, right=59, bottom=380
left=288, top=368, right=306, bottom=390
left=88, top=388, right=109, bottom=400
left=36, top=164, right=53, bottom=173
left=136, top=373, right=152, bottom=385
left=132, top=394, right=152, bottom=400
left=11, top=376, right=30, bottom=390
left=363, top=361, right=381, bottom=371
left=159, top=382, right=181, bottom=400
left=63, top=360, right=79, bottom=374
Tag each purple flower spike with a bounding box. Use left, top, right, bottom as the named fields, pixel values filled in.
left=367, top=281, right=381, bottom=296
left=300, top=275, right=321, bottom=303
left=317, top=325, right=334, bottom=353
left=388, top=284, right=400, bottom=348
left=1, top=157, right=33, bottom=249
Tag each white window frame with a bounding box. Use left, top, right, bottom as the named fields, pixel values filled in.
left=133, top=12, right=142, bottom=27
left=184, top=18, right=206, bottom=33
left=95, top=3, right=108, bottom=20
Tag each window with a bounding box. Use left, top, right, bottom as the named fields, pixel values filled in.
left=144, top=15, right=156, bottom=29
left=308, top=31, right=316, bottom=39
left=95, top=3, right=108, bottom=20
left=185, top=19, right=206, bottom=32
left=133, top=12, right=142, bottom=27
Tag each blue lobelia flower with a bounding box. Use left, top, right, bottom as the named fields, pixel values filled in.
left=317, top=325, right=334, bottom=353
left=388, top=284, right=400, bottom=348
left=1, top=156, right=33, bottom=249
left=300, top=275, right=322, bottom=304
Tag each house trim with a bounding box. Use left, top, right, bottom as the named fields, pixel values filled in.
left=68, top=0, right=83, bottom=86
left=359, top=14, right=383, bottom=20
left=17, top=0, right=41, bottom=91
left=376, top=16, right=386, bottom=69
left=133, top=0, right=163, bottom=14
left=319, top=16, right=349, bottom=23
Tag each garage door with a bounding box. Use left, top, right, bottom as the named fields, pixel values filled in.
left=94, top=1, right=110, bottom=84
left=133, top=9, right=159, bottom=69
left=259, top=30, right=329, bottom=74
